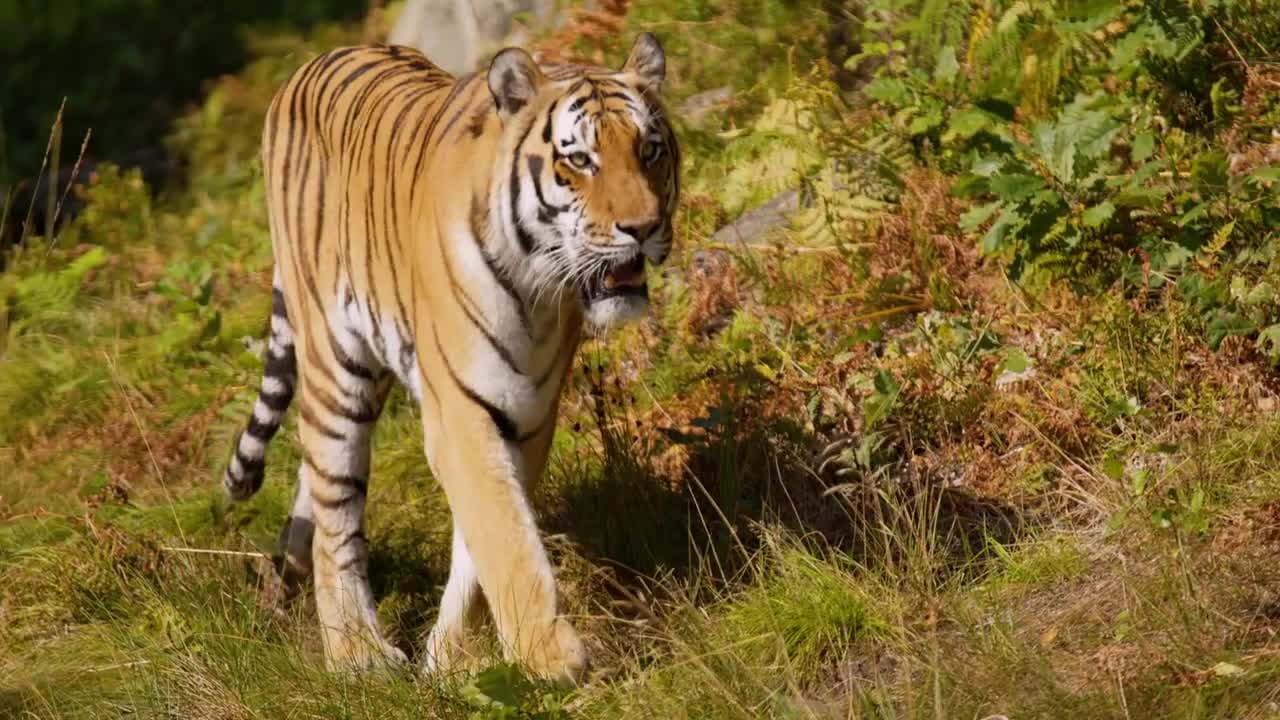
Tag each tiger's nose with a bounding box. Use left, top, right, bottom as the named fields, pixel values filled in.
left=615, top=219, right=659, bottom=241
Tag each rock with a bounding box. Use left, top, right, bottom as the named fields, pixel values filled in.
left=708, top=189, right=799, bottom=247
left=670, top=189, right=800, bottom=290
left=677, top=86, right=732, bottom=127
left=388, top=0, right=558, bottom=75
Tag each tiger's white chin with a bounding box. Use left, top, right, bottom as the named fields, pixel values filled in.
left=584, top=293, right=649, bottom=333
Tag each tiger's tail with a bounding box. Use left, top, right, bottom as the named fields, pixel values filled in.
left=223, top=277, right=297, bottom=501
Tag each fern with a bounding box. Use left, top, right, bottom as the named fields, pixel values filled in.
left=793, top=163, right=892, bottom=247
left=6, top=245, right=107, bottom=336
left=904, top=0, right=974, bottom=67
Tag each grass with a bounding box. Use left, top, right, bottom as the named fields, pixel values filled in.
left=4, top=0, right=1280, bottom=717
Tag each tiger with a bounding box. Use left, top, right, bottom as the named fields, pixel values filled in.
left=220, top=33, right=679, bottom=684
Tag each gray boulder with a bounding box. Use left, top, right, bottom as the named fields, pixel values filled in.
left=387, top=0, right=558, bottom=75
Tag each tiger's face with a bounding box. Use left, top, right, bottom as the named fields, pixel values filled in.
left=489, top=34, right=679, bottom=330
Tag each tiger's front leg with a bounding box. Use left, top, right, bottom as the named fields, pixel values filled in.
left=420, top=393, right=586, bottom=685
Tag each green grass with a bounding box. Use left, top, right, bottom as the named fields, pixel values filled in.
left=4, top=0, right=1280, bottom=717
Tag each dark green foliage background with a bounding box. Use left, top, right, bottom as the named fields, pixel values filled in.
left=0, top=0, right=364, bottom=185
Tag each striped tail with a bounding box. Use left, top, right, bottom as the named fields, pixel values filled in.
left=224, top=282, right=297, bottom=501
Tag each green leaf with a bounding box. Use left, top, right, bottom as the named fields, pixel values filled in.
left=981, top=208, right=1022, bottom=254
left=933, top=45, right=959, bottom=84
left=1212, top=662, right=1245, bottom=677
left=1102, top=455, right=1125, bottom=481
left=989, top=173, right=1046, bottom=202
left=1081, top=200, right=1115, bottom=228
left=1158, top=243, right=1193, bottom=270
left=1207, top=311, right=1256, bottom=350
left=1132, top=132, right=1156, bottom=163
left=463, top=664, right=532, bottom=709
left=944, top=107, right=993, bottom=142
left=1250, top=166, right=1280, bottom=183
left=960, top=201, right=1002, bottom=232
left=1191, top=150, right=1229, bottom=193
left=1210, top=77, right=1239, bottom=122
left=863, top=370, right=901, bottom=429
left=1114, top=187, right=1165, bottom=208
left=908, top=104, right=945, bottom=136
left=970, top=154, right=1004, bottom=178
left=1256, top=324, right=1280, bottom=362
left=1000, top=347, right=1030, bottom=374
left=864, top=78, right=913, bottom=107
left=1178, top=202, right=1210, bottom=227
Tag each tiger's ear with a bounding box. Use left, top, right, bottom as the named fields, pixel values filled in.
left=487, top=47, right=544, bottom=118
left=621, top=33, right=665, bottom=91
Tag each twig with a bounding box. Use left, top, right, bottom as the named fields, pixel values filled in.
left=815, top=301, right=926, bottom=322
left=103, top=351, right=189, bottom=545
left=88, top=660, right=150, bottom=674
left=161, top=546, right=272, bottom=560
left=45, top=107, right=61, bottom=241
left=19, top=98, right=65, bottom=245
left=701, top=241, right=864, bottom=255
left=1212, top=17, right=1254, bottom=81
left=45, top=128, right=93, bottom=256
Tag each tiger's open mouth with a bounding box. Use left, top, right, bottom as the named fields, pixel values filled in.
left=582, top=255, right=647, bottom=305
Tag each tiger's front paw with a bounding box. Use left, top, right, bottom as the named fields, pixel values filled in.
left=324, top=629, right=409, bottom=674
left=522, top=617, right=588, bottom=687
left=420, top=622, right=480, bottom=677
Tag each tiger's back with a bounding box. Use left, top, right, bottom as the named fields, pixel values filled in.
left=261, top=45, right=498, bottom=402
left=223, top=36, right=679, bottom=684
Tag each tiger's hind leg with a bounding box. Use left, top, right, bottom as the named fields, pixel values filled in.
left=274, top=373, right=396, bottom=602
left=295, top=332, right=406, bottom=670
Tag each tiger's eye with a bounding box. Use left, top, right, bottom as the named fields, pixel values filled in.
left=567, top=151, right=592, bottom=169
left=640, top=140, right=662, bottom=165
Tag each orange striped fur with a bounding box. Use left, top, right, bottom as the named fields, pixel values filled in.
left=222, top=34, right=678, bottom=683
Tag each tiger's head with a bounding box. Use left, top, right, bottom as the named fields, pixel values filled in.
left=487, top=33, right=680, bottom=331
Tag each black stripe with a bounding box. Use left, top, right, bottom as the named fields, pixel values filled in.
left=312, top=486, right=363, bottom=509
left=298, top=399, right=347, bottom=441
left=289, top=59, right=334, bottom=316
left=234, top=446, right=265, bottom=478
left=534, top=343, right=566, bottom=389
left=541, top=97, right=560, bottom=145
left=271, top=287, right=288, bottom=317
left=312, top=49, right=367, bottom=149
left=303, top=452, right=368, bottom=495
left=327, top=54, right=393, bottom=132
left=311, top=153, right=326, bottom=265
left=259, top=388, right=293, bottom=412
left=437, top=239, right=523, bottom=374
left=509, top=117, right=540, bottom=254
left=469, top=195, right=530, bottom=332
left=326, top=328, right=376, bottom=379
left=305, top=341, right=352, bottom=399
left=304, top=377, right=377, bottom=424
left=281, top=55, right=328, bottom=223
left=342, top=63, right=415, bottom=162
left=263, top=345, right=296, bottom=378
left=566, top=91, right=591, bottom=114
left=382, top=90, right=433, bottom=339
left=245, top=413, right=279, bottom=443
left=410, top=72, right=478, bottom=200
left=441, top=96, right=485, bottom=140
left=527, top=155, right=567, bottom=216
left=431, top=325, right=543, bottom=443
left=330, top=529, right=368, bottom=554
